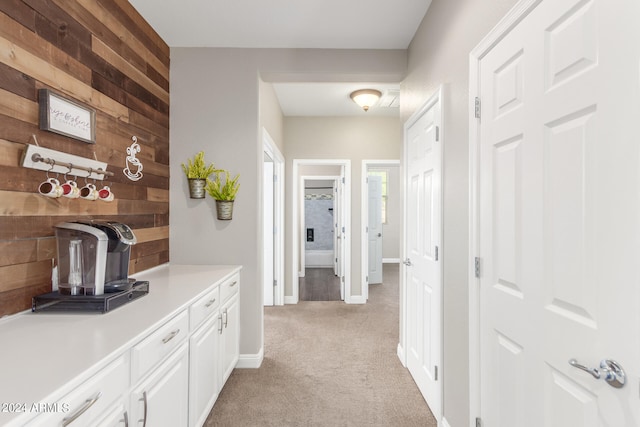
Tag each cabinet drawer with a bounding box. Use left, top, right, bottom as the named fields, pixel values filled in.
left=190, top=286, right=220, bottom=331
left=131, top=310, right=189, bottom=383
left=220, top=274, right=239, bottom=304
left=27, top=355, right=128, bottom=427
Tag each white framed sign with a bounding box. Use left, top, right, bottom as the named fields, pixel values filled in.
left=39, top=89, right=96, bottom=144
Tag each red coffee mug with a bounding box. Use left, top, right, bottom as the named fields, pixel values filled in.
left=98, top=186, right=114, bottom=202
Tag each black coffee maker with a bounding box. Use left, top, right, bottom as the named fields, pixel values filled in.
left=83, top=220, right=137, bottom=293
left=54, top=220, right=137, bottom=295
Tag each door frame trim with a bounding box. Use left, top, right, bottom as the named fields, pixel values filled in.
left=291, top=159, right=352, bottom=304
left=299, top=174, right=341, bottom=276
left=361, top=160, right=400, bottom=302
left=262, top=128, right=285, bottom=306
left=468, top=1, right=542, bottom=425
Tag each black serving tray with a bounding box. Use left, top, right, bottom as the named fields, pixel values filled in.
left=32, top=281, right=149, bottom=314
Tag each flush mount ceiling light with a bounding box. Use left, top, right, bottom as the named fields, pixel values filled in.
left=350, top=89, right=382, bottom=112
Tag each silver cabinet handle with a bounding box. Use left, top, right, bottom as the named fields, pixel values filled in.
left=218, top=314, right=223, bottom=334
left=122, top=410, right=129, bottom=427
left=139, top=391, right=148, bottom=427
left=162, top=329, right=180, bottom=344
left=229, top=280, right=237, bottom=287
left=62, top=391, right=102, bottom=426
left=403, top=258, right=412, bottom=266
left=223, top=308, right=228, bottom=327
left=205, top=298, right=216, bottom=308
left=377, top=233, right=382, bottom=237
left=569, top=358, right=627, bottom=388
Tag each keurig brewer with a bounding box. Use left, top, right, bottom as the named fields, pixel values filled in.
left=54, top=220, right=137, bottom=295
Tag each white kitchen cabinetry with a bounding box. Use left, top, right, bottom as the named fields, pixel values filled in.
left=189, top=315, right=220, bottom=427
left=189, top=273, right=240, bottom=427
left=220, top=293, right=239, bottom=385
left=1, top=266, right=242, bottom=427
left=131, top=342, right=190, bottom=427
left=93, top=401, right=129, bottom=427
left=26, top=354, right=129, bottom=427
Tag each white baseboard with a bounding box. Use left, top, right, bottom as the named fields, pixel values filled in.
left=383, top=258, right=400, bottom=264
left=284, top=296, right=298, bottom=304
left=397, top=343, right=406, bottom=367
left=346, top=295, right=366, bottom=304
left=237, top=347, right=264, bottom=368
left=441, top=416, right=452, bottom=427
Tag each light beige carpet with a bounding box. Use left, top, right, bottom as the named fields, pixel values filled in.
left=205, top=264, right=437, bottom=426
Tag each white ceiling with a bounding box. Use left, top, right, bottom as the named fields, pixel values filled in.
left=273, top=82, right=400, bottom=117
left=128, top=0, right=431, bottom=116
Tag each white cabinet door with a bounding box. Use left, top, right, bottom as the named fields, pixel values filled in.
left=94, top=401, right=129, bottom=427
left=131, top=342, right=189, bottom=427
left=220, top=295, right=239, bottom=386
left=189, top=315, right=220, bottom=427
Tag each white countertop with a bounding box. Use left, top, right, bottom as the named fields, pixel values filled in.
left=0, top=264, right=241, bottom=426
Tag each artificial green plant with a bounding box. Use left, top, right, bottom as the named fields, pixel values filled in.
left=181, top=151, right=221, bottom=179
left=205, top=170, right=240, bottom=201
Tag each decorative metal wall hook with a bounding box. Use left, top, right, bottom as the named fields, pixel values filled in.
left=123, top=136, right=143, bottom=181
left=46, top=159, right=57, bottom=179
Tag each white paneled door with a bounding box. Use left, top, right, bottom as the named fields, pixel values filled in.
left=404, top=88, right=442, bottom=421
left=368, top=174, right=383, bottom=285
left=474, top=0, right=640, bottom=425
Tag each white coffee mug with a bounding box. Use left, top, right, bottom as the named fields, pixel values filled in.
left=38, top=178, right=63, bottom=198
left=98, top=185, right=114, bottom=202
left=62, top=180, right=80, bottom=199
left=79, top=183, right=98, bottom=201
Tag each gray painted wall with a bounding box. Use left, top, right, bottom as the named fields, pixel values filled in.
left=170, top=48, right=406, bottom=358
left=284, top=117, right=402, bottom=298
left=402, top=0, right=519, bottom=425
left=260, top=79, right=284, bottom=154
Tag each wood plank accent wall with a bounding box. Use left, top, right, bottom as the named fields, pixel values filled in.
left=0, top=0, right=170, bottom=316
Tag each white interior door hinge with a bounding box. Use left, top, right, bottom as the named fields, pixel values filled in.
left=476, top=417, right=482, bottom=427
left=434, top=365, right=438, bottom=381
left=474, top=257, right=481, bottom=278
left=474, top=97, right=481, bottom=119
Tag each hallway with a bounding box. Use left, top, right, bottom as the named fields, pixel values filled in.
left=299, top=268, right=341, bottom=301
left=206, top=264, right=436, bottom=426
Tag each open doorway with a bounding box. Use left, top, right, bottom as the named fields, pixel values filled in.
left=263, top=129, right=284, bottom=306
left=291, top=159, right=351, bottom=303
left=300, top=176, right=341, bottom=301
left=361, top=160, right=401, bottom=301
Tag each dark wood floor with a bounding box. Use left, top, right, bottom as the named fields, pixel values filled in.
left=299, top=268, right=342, bottom=301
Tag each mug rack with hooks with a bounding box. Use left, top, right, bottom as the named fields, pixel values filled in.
left=20, top=143, right=112, bottom=180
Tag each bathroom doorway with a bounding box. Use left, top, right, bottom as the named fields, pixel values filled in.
left=301, top=177, right=341, bottom=301
left=292, top=159, right=351, bottom=303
